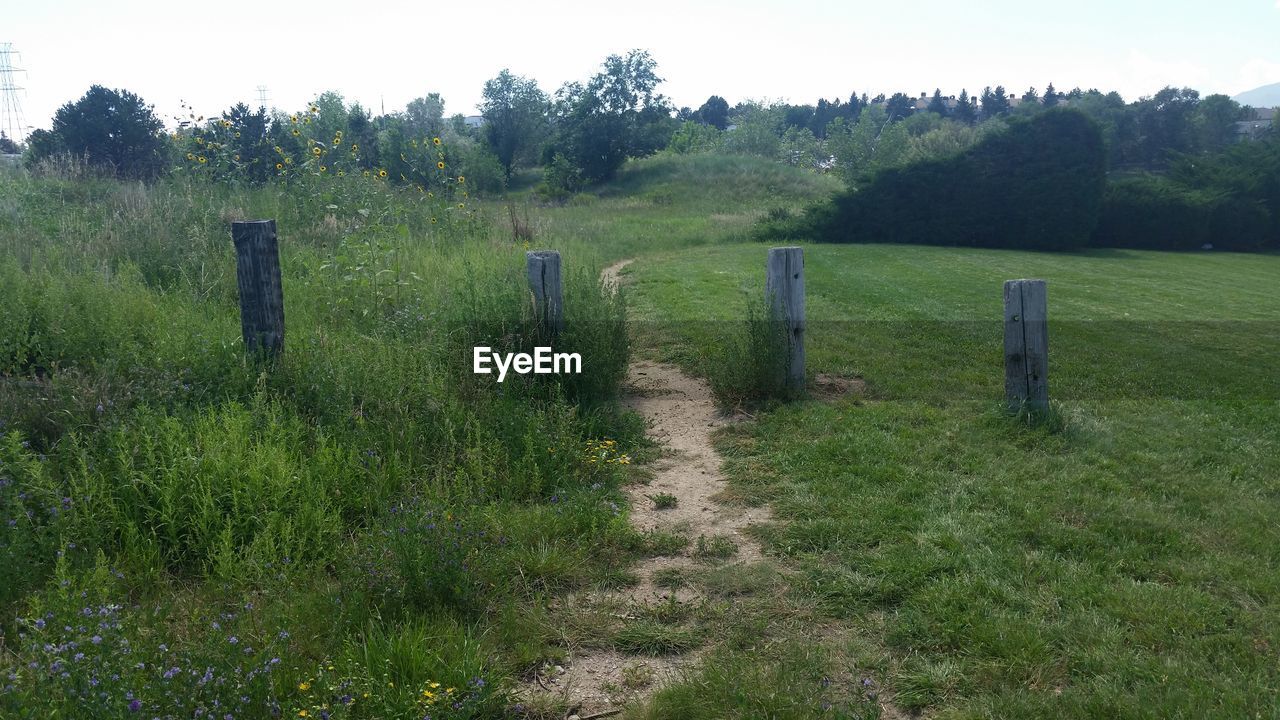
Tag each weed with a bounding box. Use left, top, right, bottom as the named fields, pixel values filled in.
left=693, top=535, right=739, bottom=561
left=649, top=492, right=678, bottom=509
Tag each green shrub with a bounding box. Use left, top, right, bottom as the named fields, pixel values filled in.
left=1093, top=176, right=1271, bottom=251
left=772, top=109, right=1107, bottom=251
left=705, top=293, right=798, bottom=408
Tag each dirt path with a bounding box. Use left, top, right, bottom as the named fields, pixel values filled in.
left=520, top=259, right=773, bottom=716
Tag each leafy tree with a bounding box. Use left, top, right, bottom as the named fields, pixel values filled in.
left=546, top=49, right=674, bottom=186
left=782, top=104, right=814, bottom=130
left=885, top=93, right=915, bottom=122
left=1021, top=86, right=1040, bottom=103
left=0, top=133, right=18, bottom=153
left=722, top=103, right=783, bottom=158
left=1194, top=94, right=1244, bottom=153
left=28, top=85, right=166, bottom=179
left=953, top=89, right=977, bottom=125
left=927, top=89, right=948, bottom=117
left=696, top=95, right=730, bottom=130
left=1134, top=86, right=1200, bottom=166
left=404, top=93, right=445, bottom=139
left=480, top=70, right=548, bottom=177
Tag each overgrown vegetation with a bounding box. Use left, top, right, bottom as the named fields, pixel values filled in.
left=760, top=109, right=1107, bottom=251
left=0, top=164, right=639, bottom=718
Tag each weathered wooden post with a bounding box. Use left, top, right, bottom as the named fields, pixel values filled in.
left=231, top=220, right=285, bottom=357
left=766, top=246, right=805, bottom=391
left=1003, top=279, right=1049, bottom=411
left=526, top=250, right=563, bottom=335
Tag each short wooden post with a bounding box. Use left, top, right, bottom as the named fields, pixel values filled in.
left=1003, top=279, right=1049, bottom=410
left=766, top=246, right=805, bottom=391
left=526, top=250, right=563, bottom=335
left=231, top=220, right=285, bottom=357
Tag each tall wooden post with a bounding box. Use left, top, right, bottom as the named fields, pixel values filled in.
left=231, top=220, right=285, bottom=357
left=526, top=250, right=563, bottom=335
left=1003, top=279, right=1049, bottom=411
left=766, top=246, right=806, bottom=391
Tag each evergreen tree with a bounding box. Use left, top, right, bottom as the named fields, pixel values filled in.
left=31, top=85, right=166, bottom=179
left=953, top=89, right=977, bottom=125
left=1043, top=83, right=1060, bottom=107
left=927, top=89, right=948, bottom=117
left=981, top=86, right=1011, bottom=120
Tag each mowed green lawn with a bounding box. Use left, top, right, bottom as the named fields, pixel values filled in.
left=623, top=244, right=1280, bottom=717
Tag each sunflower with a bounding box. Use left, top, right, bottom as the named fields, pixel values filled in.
left=198, top=156, right=207, bottom=163
left=378, top=169, right=388, bottom=178
left=337, top=170, right=345, bottom=177
left=292, top=128, right=300, bottom=136
left=309, top=105, right=319, bottom=113
left=432, top=137, right=441, bottom=146
left=458, top=203, right=465, bottom=209
left=457, top=176, right=465, bottom=183
left=234, top=131, right=241, bottom=138
left=363, top=170, right=370, bottom=177
left=285, top=157, right=293, bottom=165
left=430, top=217, right=438, bottom=224
left=186, top=152, right=195, bottom=161
left=332, top=139, right=340, bottom=147
left=319, top=165, right=327, bottom=172
left=436, top=161, right=445, bottom=169
left=276, top=163, right=283, bottom=170
left=312, top=147, right=322, bottom=156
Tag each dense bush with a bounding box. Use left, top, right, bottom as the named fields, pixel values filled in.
left=1093, top=176, right=1271, bottom=251
left=767, top=109, right=1107, bottom=251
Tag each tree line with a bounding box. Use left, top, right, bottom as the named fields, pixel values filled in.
left=14, top=49, right=1272, bottom=201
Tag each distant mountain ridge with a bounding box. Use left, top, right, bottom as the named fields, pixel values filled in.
left=1233, top=82, right=1280, bottom=108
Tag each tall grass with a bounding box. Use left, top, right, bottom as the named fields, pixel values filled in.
left=0, top=166, right=639, bottom=718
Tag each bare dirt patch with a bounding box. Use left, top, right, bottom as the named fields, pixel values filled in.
left=519, top=260, right=775, bottom=716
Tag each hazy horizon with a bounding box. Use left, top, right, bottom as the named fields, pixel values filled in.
left=4, top=0, right=1279, bottom=138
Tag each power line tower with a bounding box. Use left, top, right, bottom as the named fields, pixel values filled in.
left=0, top=43, right=29, bottom=143
left=255, top=85, right=270, bottom=110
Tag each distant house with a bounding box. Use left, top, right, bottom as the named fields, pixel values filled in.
left=1235, top=107, right=1276, bottom=142
left=464, top=115, right=486, bottom=129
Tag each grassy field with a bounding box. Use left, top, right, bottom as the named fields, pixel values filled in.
left=2, top=151, right=1277, bottom=719
left=610, top=234, right=1280, bottom=714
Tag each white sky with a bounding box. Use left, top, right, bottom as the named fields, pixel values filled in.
left=4, top=0, right=1280, bottom=137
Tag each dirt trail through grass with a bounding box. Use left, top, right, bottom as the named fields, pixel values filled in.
left=520, top=259, right=773, bottom=715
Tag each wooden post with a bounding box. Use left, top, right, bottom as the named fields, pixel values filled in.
left=231, top=220, right=285, bottom=357
left=526, top=250, right=563, bottom=335
left=1003, top=279, right=1049, bottom=411
left=766, top=246, right=805, bottom=391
